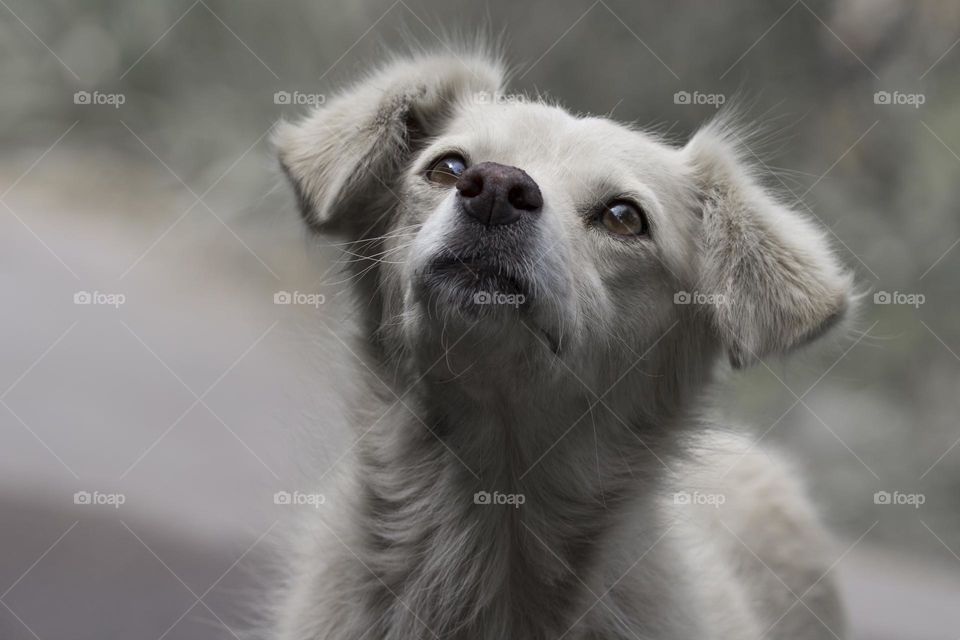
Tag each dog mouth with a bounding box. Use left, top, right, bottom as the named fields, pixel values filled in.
left=417, top=252, right=562, bottom=354
left=423, top=252, right=530, bottom=300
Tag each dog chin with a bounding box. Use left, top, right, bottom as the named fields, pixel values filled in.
left=409, top=258, right=561, bottom=351
left=412, top=281, right=565, bottom=360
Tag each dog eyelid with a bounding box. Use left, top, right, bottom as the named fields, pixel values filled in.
left=419, top=148, right=470, bottom=174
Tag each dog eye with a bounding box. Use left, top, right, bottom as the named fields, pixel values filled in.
left=425, top=153, right=468, bottom=186
left=599, top=201, right=648, bottom=236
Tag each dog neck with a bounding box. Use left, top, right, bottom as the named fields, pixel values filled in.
left=346, top=327, right=709, bottom=638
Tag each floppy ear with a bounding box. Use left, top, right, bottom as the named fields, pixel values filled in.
left=683, top=122, right=853, bottom=368
left=274, top=53, right=504, bottom=236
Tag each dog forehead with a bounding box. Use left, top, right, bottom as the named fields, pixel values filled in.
left=445, top=101, right=682, bottom=182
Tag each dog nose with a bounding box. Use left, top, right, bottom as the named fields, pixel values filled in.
left=455, top=162, right=543, bottom=226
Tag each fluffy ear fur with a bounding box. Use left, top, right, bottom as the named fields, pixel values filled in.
left=683, top=121, right=853, bottom=368
left=274, top=52, right=504, bottom=235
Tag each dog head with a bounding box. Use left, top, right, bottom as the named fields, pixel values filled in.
left=275, top=52, right=851, bottom=397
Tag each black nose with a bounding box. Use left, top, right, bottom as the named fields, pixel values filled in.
left=455, top=162, right=543, bottom=226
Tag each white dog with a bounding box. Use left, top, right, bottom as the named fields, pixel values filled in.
left=272, top=50, right=852, bottom=640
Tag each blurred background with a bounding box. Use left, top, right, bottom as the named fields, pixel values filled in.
left=1, top=1, right=958, bottom=638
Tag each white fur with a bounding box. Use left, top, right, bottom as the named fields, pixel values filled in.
left=272, top=51, right=851, bottom=639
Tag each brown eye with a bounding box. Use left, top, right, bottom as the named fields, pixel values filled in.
left=425, top=153, right=468, bottom=186
left=600, top=201, right=648, bottom=236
